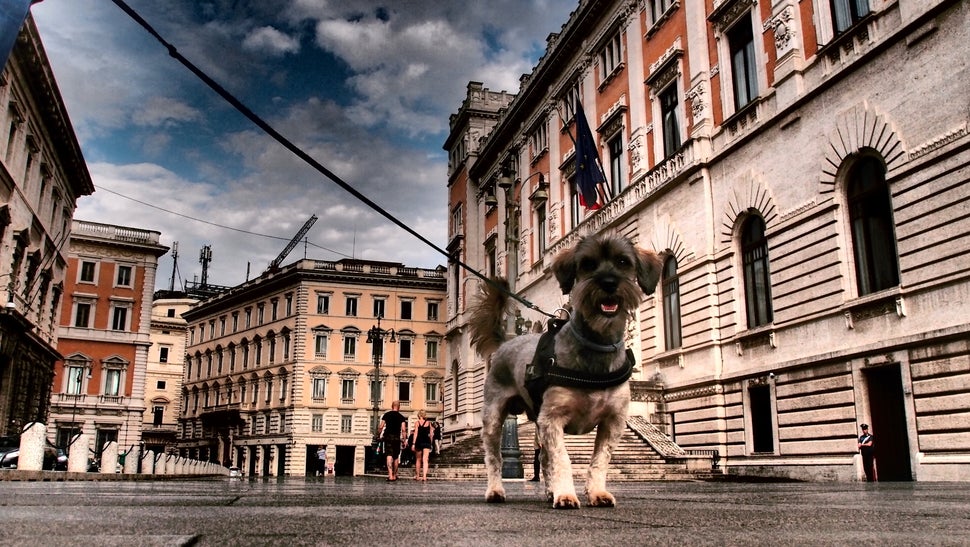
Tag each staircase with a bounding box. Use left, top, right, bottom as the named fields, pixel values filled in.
left=425, top=417, right=718, bottom=481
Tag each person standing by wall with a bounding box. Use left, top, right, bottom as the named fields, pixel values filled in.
left=315, top=446, right=327, bottom=477
left=858, top=424, right=876, bottom=482
left=379, top=401, right=408, bottom=481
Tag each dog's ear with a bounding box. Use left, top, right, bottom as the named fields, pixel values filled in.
left=552, top=245, right=577, bottom=294
left=636, top=248, right=664, bottom=294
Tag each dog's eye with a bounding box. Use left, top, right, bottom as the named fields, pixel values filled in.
left=615, top=257, right=631, bottom=269
left=579, top=257, right=597, bottom=272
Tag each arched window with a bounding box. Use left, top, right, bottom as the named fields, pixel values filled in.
left=662, top=255, right=682, bottom=350
left=741, top=215, right=773, bottom=328
left=847, top=156, right=899, bottom=296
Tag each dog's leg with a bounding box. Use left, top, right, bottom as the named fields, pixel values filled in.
left=586, top=412, right=625, bottom=507
left=481, top=397, right=508, bottom=503
left=537, top=412, right=580, bottom=509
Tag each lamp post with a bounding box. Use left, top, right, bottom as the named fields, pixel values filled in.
left=494, top=166, right=547, bottom=479
left=366, top=316, right=396, bottom=437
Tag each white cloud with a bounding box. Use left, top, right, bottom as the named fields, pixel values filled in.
left=132, top=96, right=204, bottom=127
left=242, top=26, right=300, bottom=56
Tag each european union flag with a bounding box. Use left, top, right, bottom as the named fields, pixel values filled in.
left=0, top=0, right=34, bottom=69
left=574, top=99, right=610, bottom=210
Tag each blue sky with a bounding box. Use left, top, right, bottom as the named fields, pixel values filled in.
left=30, top=0, right=576, bottom=288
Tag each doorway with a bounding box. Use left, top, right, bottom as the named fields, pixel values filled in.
left=863, top=363, right=912, bottom=481
left=334, top=445, right=355, bottom=476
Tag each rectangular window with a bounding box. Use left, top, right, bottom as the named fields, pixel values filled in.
left=401, top=300, right=412, bottom=320
left=345, top=296, right=358, bottom=317
left=257, top=304, right=265, bottom=325
left=537, top=206, right=547, bottom=255
left=285, top=294, right=293, bottom=316
left=343, top=336, right=356, bottom=361
left=648, top=0, right=676, bottom=26
left=399, top=339, right=412, bottom=363
left=115, top=265, right=132, bottom=287
left=426, top=340, right=438, bottom=364
left=398, top=381, right=411, bottom=402
left=79, top=261, right=96, bottom=282
left=425, top=382, right=439, bottom=402
left=728, top=14, right=758, bottom=111
left=311, top=414, right=323, bottom=433
left=660, top=85, right=682, bottom=158
left=315, top=334, right=328, bottom=357
left=340, top=415, right=352, bottom=434
left=156, top=380, right=166, bottom=389
left=245, top=308, right=252, bottom=328
left=67, top=366, right=85, bottom=395
left=529, top=122, right=549, bottom=161
left=104, top=369, right=121, bottom=397
left=74, top=302, right=91, bottom=328
left=317, top=294, right=330, bottom=314
left=608, top=134, right=623, bottom=197
left=159, top=346, right=169, bottom=363
left=427, top=301, right=439, bottom=321
left=831, top=0, right=870, bottom=35
left=271, top=299, right=278, bottom=321
left=111, top=306, right=128, bottom=331
left=219, top=317, right=226, bottom=336
left=599, top=33, right=622, bottom=81
left=312, top=378, right=327, bottom=400
left=341, top=379, right=355, bottom=402
left=153, top=406, right=164, bottom=426
left=373, top=298, right=385, bottom=319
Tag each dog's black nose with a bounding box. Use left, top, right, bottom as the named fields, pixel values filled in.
left=598, top=273, right=619, bottom=293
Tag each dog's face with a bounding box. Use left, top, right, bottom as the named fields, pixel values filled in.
left=552, top=235, right=662, bottom=334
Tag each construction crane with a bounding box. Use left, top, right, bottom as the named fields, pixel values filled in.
left=267, top=215, right=318, bottom=272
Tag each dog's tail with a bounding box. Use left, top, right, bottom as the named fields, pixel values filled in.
left=468, top=277, right=510, bottom=357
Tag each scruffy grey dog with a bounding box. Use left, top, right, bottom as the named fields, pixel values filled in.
left=470, top=234, right=662, bottom=509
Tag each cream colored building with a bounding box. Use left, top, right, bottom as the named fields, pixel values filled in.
left=444, top=0, right=970, bottom=481
left=142, top=295, right=196, bottom=454
left=178, top=258, right=446, bottom=476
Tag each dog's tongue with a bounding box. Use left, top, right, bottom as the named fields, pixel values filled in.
left=600, top=302, right=619, bottom=314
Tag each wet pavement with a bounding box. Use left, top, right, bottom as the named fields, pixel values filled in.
left=1, top=477, right=969, bottom=546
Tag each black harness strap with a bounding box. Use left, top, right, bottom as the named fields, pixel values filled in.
left=524, top=318, right=635, bottom=421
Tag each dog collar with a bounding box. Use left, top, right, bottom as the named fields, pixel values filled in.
left=568, top=320, right=624, bottom=353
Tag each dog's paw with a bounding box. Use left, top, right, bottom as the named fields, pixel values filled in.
left=485, top=487, right=506, bottom=503
left=553, top=493, right=581, bottom=509
left=587, top=490, right=616, bottom=508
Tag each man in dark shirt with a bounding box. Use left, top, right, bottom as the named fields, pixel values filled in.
left=858, top=424, right=875, bottom=482
left=379, top=401, right=408, bottom=481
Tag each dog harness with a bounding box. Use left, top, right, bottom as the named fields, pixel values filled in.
left=524, top=317, right=635, bottom=420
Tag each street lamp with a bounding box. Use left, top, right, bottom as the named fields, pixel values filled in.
left=366, top=315, right=396, bottom=437
left=494, top=165, right=547, bottom=479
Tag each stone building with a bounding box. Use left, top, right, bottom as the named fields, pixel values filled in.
left=0, top=14, right=94, bottom=437
left=178, top=258, right=447, bottom=477
left=444, top=0, right=969, bottom=480
left=142, top=294, right=197, bottom=455
left=49, top=220, right=168, bottom=457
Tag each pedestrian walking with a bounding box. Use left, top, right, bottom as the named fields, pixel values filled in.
left=315, top=446, right=327, bottom=477
left=379, top=401, right=408, bottom=481
left=409, top=409, right=435, bottom=481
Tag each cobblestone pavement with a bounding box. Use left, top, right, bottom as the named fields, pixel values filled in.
left=1, top=477, right=969, bottom=546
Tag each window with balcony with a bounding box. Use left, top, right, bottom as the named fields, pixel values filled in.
left=660, top=84, right=682, bottom=158
left=728, top=13, right=758, bottom=111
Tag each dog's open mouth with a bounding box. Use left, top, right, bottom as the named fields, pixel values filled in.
left=599, top=298, right=620, bottom=315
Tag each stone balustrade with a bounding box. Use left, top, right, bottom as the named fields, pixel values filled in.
left=0, top=423, right=228, bottom=479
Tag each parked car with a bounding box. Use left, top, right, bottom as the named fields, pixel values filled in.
left=0, top=436, right=64, bottom=470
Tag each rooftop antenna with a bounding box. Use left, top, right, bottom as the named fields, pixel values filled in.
left=199, top=245, right=212, bottom=286
left=168, top=241, right=179, bottom=291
